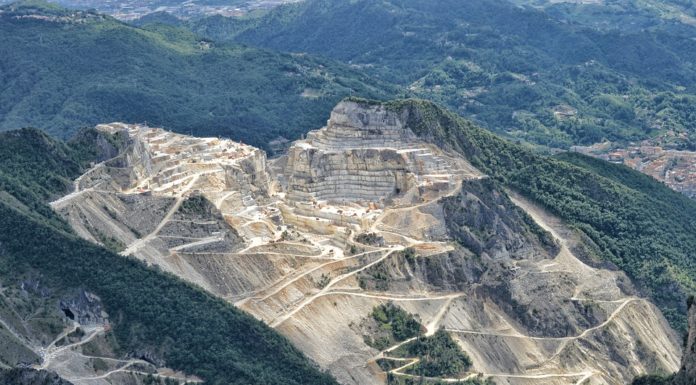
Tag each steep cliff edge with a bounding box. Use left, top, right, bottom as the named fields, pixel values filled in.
left=675, top=301, right=696, bottom=385
left=633, top=300, right=696, bottom=384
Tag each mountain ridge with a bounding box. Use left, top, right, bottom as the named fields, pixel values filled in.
left=41, top=97, right=691, bottom=384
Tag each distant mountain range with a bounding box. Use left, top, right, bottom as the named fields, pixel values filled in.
left=0, top=0, right=298, bottom=19
left=0, top=0, right=394, bottom=151
left=183, top=0, right=696, bottom=150
left=510, top=0, right=696, bottom=34
left=4, top=0, right=696, bottom=153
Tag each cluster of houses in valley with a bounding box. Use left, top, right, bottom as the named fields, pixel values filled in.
left=573, top=135, right=696, bottom=199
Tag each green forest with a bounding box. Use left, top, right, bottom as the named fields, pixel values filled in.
left=5, top=0, right=696, bottom=153
left=187, top=0, right=696, bottom=149
left=365, top=303, right=423, bottom=350
left=0, top=1, right=394, bottom=151
left=389, top=330, right=473, bottom=378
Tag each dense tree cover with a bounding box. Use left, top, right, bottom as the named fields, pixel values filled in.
left=355, top=97, right=696, bottom=332
left=187, top=0, right=696, bottom=148
left=387, top=375, right=494, bottom=385
left=130, top=10, right=185, bottom=27
left=0, top=130, right=339, bottom=384
left=0, top=129, right=85, bottom=200
left=0, top=128, right=95, bottom=230
left=511, top=0, right=696, bottom=35
left=390, top=330, right=472, bottom=378
left=372, top=303, right=422, bottom=342
left=632, top=375, right=676, bottom=385
left=0, top=1, right=394, bottom=152
left=0, top=368, right=75, bottom=385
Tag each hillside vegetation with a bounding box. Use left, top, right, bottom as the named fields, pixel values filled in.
left=389, top=330, right=473, bottom=378
left=0, top=128, right=339, bottom=385
left=510, top=0, right=696, bottom=35
left=354, top=97, right=696, bottom=332
left=0, top=369, right=75, bottom=385
left=189, top=0, right=696, bottom=149
left=0, top=1, right=394, bottom=151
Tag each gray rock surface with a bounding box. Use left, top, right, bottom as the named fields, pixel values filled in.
left=675, top=301, right=696, bottom=385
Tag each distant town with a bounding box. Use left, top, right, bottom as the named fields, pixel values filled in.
left=573, top=132, right=696, bottom=199
left=0, top=0, right=299, bottom=19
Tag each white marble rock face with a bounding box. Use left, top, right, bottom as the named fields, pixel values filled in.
left=284, top=101, right=465, bottom=204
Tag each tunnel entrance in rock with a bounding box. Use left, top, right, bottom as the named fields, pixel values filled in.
left=62, top=307, right=75, bottom=320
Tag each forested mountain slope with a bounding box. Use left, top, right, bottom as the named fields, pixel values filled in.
left=0, top=1, right=395, bottom=151
left=0, top=128, right=339, bottom=385
left=189, top=0, right=696, bottom=149
left=510, top=0, right=696, bottom=35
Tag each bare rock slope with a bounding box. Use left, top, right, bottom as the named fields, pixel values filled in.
left=51, top=101, right=682, bottom=385
left=675, top=302, right=696, bottom=385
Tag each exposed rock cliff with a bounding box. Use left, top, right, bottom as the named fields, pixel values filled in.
left=632, top=300, right=696, bottom=384
left=58, top=290, right=108, bottom=326
left=442, top=178, right=559, bottom=260
left=283, top=101, right=479, bottom=204
left=675, top=300, right=696, bottom=385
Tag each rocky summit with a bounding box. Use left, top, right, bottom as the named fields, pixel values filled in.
left=45, top=100, right=682, bottom=385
